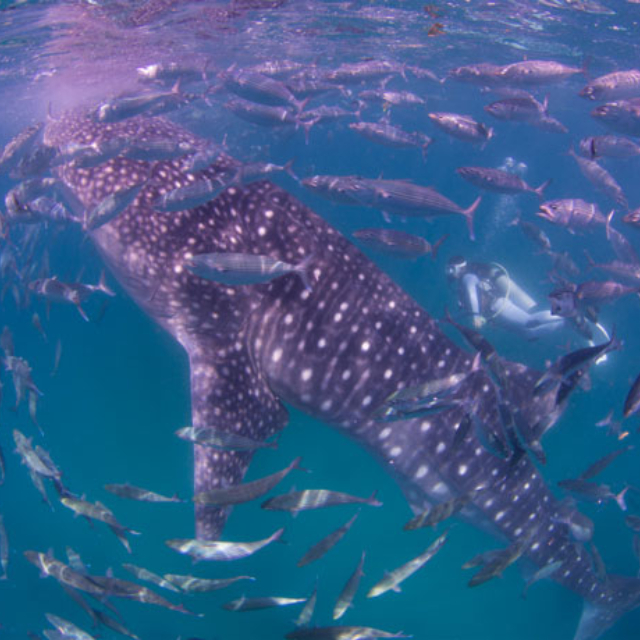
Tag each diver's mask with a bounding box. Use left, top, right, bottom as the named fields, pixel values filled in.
left=446, top=259, right=467, bottom=280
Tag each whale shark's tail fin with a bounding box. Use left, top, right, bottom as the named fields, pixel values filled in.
left=574, top=575, right=640, bottom=640
left=189, top=343, right=289, bottom=540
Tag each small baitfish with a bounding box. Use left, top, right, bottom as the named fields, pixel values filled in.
left=154, top=176, right=225, bottom=212
left=193, top=457, right=303, bottom=506
left=367, top=531, right=448, bottom=598
left=176, top=425, right=278, bottom=451
left=122, top=563, right=180, bottom=592
left=83, top=182, right=146, bottom=231
left=164, top=573, right=255, bottom=592
left=104, top=482, right=182, bottom=503
left=332, top=551, right=366, bottom=620
left=166, top=527, right=285, bottom=561
left=45, top=614, right=96, bottom=640
left=285, top=626, right=410, bottom=640
left=222, top=595, right=307, bottom=612
left=297, top=511, right=360, bottom=567
left=262, top=489, right=382, bottom=513
left=184, top=252, right=313, bottom=290
left=352, top=228, right=446, bottom=260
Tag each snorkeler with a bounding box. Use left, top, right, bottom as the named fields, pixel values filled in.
left=446, top=256, right=609, bottom=346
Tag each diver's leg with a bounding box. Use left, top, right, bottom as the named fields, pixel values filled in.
left=496, top=274, right=537, bottom=311
left=490, top=298, right=564, bottom=337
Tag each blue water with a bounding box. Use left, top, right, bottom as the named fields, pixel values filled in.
left=1, top=1, right=640, bottom=639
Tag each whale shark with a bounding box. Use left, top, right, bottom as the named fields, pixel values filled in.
left=44, top=111, right=640, bottom=640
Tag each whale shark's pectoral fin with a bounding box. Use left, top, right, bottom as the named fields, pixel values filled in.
left=189, top=344, right=289, bottom=541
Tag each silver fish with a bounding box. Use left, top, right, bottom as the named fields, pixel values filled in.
left=104, top=483, right=183, bottom=503
left=163, top=573, right=254, bottom=592
left=0, top=122, right=43, bottom=173
left=84, top=182, right=146, bottom=231
left=262, top=489, right=382, bottom=513
left=286, top=626, right=410, bottom=640
left=333, top=551, right=366, bottom=620
left=522, top=561, right=563, bottom=598
left=176, top=425, right=278, bottom=451
left=154, top=177, right=224, bottom=212
left=222, top=595, right=307, bottom=612
left=193, top=457, right=303, bottom=506
left=428, top=112, right=493, bottom=145
left=368, top=531, right=448, bottom=598
left=296, top=581, right=318, bottom=627
left=122, top=563, right=180, bottom=592
left=568, top=148, right=627, bottom=208
left=45, top=614, right=96, bottom=640
left=166, top=527, right=285, bottom=561
left=184, top=252, right=313, bottom=290
left=298, top=511, right=360, bottom=567
left=580, top=70, right=640, bottom=101
left=353, top=228, right=445, bottom=260
left=457, top=166, right=550, bottom=198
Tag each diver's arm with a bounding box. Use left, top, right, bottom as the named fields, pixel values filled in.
left=461, top=273, right=481, bottom=316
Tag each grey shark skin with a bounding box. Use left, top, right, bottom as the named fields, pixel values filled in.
left=44, top=112, right=640, bottom=640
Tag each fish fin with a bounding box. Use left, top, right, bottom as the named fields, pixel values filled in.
left=534, top=179, right=552, bottom=199
left=75, top=303, right=89, bottom=322
left=463, top=197, right=482, bottom=241
left=295, top=254, right=315, bottom=292
left=429, top=233, right=448, bottom=261
left=573, top=575, right=640, bottom=640
left=190, top=344, right=289, bottom=540
left=97, top=270, right=116, bottom=297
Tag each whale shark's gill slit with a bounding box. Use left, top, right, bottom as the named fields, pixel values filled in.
left=189, top=343, right=289, bottom=540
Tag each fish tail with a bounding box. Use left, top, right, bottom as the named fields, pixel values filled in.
left=430, top=233, right=448, bottom=261
left=463, top=196, right=482, bottom=241
left=605, top=209, right=615, bottom=240
left=295, top=96, right=310, bottom=115
left=615, top=486, right=629, bottom=512
left=367, top=489, right=383, bottom=507
left=295, top=254, right=315, bottom=292
left=534, top=178, right=552, bottom=199
left=283, top=159, right=299, bottom=183
left=574, top=575, right=640, bottom=640
left=97, top=270, right=115, bottom=297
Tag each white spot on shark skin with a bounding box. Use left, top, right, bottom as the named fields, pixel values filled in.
left=271, top=348, right=282, bottom=363
left=301, top=368, right=312, bottom=381
left=495, top=510, right=505, bottom=522
left=415, top=464, right=428, bottom=479
left=334, top=312, right=343, bottom=322
left=437, top=359, right=445, bottom=368
left=432, top=482, right=448, bottom=497
left=384, top=368, right=393, bottom=380
left=458, top=464, right=468, bottom=476
left=390, top=446, right=402, bottom=458
left=420, top=420, right=431, bottom=432
left=484, top=498, right=494, bottom=508
left=436, top=441, right=446, bottom=454
left=379, top=427, right=391, bottom=440
left=342, top=370, right=351, bottom=381
left=531, top=542, right=540, bottom=551
left=284, top=314, right=293, bottom=325
left=362, top=395, right=372, bottom=407
left=265, top=209, right=274, bottom=218
left=361, top=340, right=371, bottom=352
left=321, top=399, right=333, bottom=412
left=318, top=338, right=326, bottom=349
